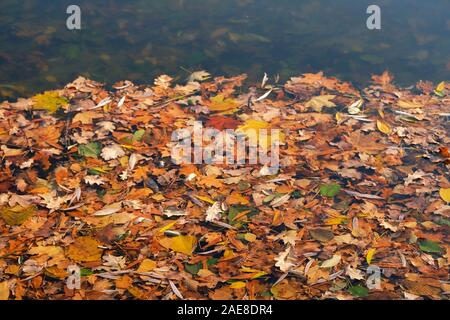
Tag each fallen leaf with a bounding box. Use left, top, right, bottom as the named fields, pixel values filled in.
left=439, top=188, right=450, bottom=203
left=66, top=237, right=103, bottom=262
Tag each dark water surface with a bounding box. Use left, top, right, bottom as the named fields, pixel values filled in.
left=0, top=0, right=449, bottom=99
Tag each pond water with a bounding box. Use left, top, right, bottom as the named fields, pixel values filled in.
left=0, top=0, right=449, bottom=99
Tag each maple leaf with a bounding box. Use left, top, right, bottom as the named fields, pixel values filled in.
left=84, top=175, right=106, bottom=186
left=371, top=70, right=394, bottom=87
left=205, top=202, right=224, bottom=222
left=305, top=95, right=336, bottom=112
left=103, top=254, right=127, bottom=270
left=205, top=116, right=241, bottom=130
left=154, top=75, right=173, bottom=88
left=72, top=111, right=103, bottom=125
left=198, top=175, right=223, bottom=188
left=274, top=246, right=296, bottom=272
left=39, top=191, right=71, bottom=212
left=188, top=70, right=211, bottom=82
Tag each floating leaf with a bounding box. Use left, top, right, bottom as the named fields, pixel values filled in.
left=348, top=285, right=369, bottom=297
left=377, top=120, right=391, bottom=134
left=0, top=205, right=35, bottom=226
left=185, top=262, right=202, bottom=275
left=136, top=259, right=157, bottom=273
left=132, top=129, right=146, bottom=142
left=310, top=228, right=334, bottom=242
left=32, top=91, right=68, bottom=113
left=366, top=248, right=376, bottom=265
left=320, top=183, right=341, bottom=197
left=320, top=254, right=341, bottom=268
left=0, top=281, right=9, bottom=300
left=434, top=81, right=446, bottom=97
left=230, top=281, right=246, bottom=289
left=439, top=188, right=450, bottom=203
left=207, top=94, right=240, bottom=112
left=419, top=240, right=443, bottom=254
left=66, top=237, right=103, bottom=262
left=78, top=142, right=102, bottom=158
left=159, top=235, right=197, bottom=255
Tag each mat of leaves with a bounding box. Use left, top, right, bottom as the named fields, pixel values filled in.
left=0, top=71, right=449, bottom=300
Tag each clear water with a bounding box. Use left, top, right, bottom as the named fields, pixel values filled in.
left=0, top=0, right=449, bottom=99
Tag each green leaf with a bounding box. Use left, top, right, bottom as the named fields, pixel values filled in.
left=436, top=218, right=450, bottom=227
left=419, top=240, right=443, bottom=254
left=78, top=142, right=102, bottom=158
left=133, top=129, right=146, bottom=142
left=207, top=258, right=218, bottom=266
left=348, top=285, right=369, bottom=297
left=184, top=262, right=202, bottom=275
left=227, top=205, right=259, bottom=226
left=320, top=183, right=341, bottom=197
left=291, top=190, right=302, bottom=199
left=80, top=268, right=94, bottom=277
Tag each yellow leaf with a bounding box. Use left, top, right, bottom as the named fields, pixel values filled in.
left=223, top=249, right=235, bottom=260
left=0, top=205, right=35, bottom=226
left=435, top=81, right=445, bottom=94
left=237, top=119, right=284, bottom=148
left=230, top=281, right=246, bottom=289
left=305, top=95, right=336, bottom=112
left=251, top=271, right=268, bottom=279
left=324, top=217, right=348, bottom=225
left=244, top=233, right=257, bottom=242
left=194, top=195, right=215, bottom=204
left=366, top=248, right=376, bottom=265
left=240, top=267, right=263, bottom=273
left=136, top=259, right=157, bottom=273
left=159, top=220, right=178, bottom=233
left=66, top=237, right=103, bottom=263
left=237, top=119, right=269, bottom=133
left=207, top=94, right=240, bottom=112
left=29, top=246, right=64, bottom=258
left=159, top=235, right=197, bottom=255
left=397, top=100, right=422, bottom=109
left=0, top=281, right=9, bottom=300
left=377, top=120, right=391, bottom=135
left=32, top=91, right=68, bottom=113
left=439, top=188, right=450, bottom=203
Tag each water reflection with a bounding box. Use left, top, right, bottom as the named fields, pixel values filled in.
left=0, top=0, right=449, bottom=99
